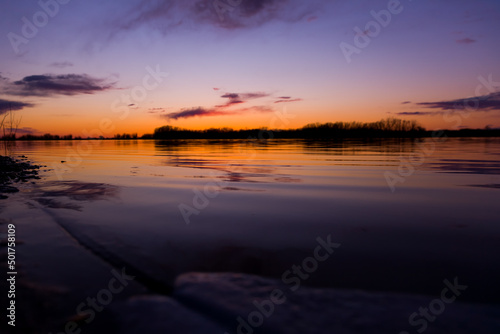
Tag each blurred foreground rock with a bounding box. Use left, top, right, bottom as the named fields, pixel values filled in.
left=111, top=272, right=500, bottom=333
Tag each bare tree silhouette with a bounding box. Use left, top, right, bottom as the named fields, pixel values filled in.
left=1, top=104, right=22, bottom=140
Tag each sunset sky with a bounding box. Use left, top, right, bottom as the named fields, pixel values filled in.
left=1, top=0, right=500, bottom=136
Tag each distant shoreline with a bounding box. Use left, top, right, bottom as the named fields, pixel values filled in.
left=3, top=129, right=500, bottom=141
left=2, top=118, right=500, bottom=141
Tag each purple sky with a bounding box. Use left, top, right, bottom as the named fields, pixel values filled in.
left=1, top=0, right=500, bottom=135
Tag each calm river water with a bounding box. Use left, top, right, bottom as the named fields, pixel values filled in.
left=1, top=137, right=499, bottom=305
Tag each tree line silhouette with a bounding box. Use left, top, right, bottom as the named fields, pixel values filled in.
left=152, top=118, right=426, bottom=139
left=2, top=118, right=499, bottom=140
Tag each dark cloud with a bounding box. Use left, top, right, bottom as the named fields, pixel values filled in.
left=10, top=127, right=38, bottom=135
left=221, top=93, right=240, bottom=99
left=165, top=105, right=273, bottom=120
left=218, top=93, right=243, bottom=107
left=2, top=74, right=116, bottom=97
left=49, top=61, right=74, bottom=68
left=0, top=99, right=34, bottom=115
left=401, top=101, right=411, bottom=104
left=394, top=111, right=442, bottom=116
left=456, top=38, right=476, bottom=44
left=397, top=92, right=500, bottom=117
left=221, top=92, right=270, bottom=100
left=274, top=98, right=302, bottom=103
left=107, top=0, right=324, bottom=37
left=216, top=91, right=271, bottom=108
left=166, top=107, right=228, bottom=120
left=165, top=90, right=294, bottom=120
left=417, top=92, right=500, bottom=112
left=240, top=92, right=270, bottom=99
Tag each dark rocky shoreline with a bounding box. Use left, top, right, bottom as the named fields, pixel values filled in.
left=0, top=155, right=41, bottom=199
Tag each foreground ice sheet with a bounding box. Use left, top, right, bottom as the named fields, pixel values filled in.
left=111, top=272, right=500, bottom=334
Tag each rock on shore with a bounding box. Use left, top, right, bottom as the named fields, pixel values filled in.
left=0, top=155, right=41, bottom=199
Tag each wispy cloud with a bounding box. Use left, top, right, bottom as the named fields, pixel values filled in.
left=0, top=99, right=34, bottom=115
left=1, top=74, right=116, bottom=97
